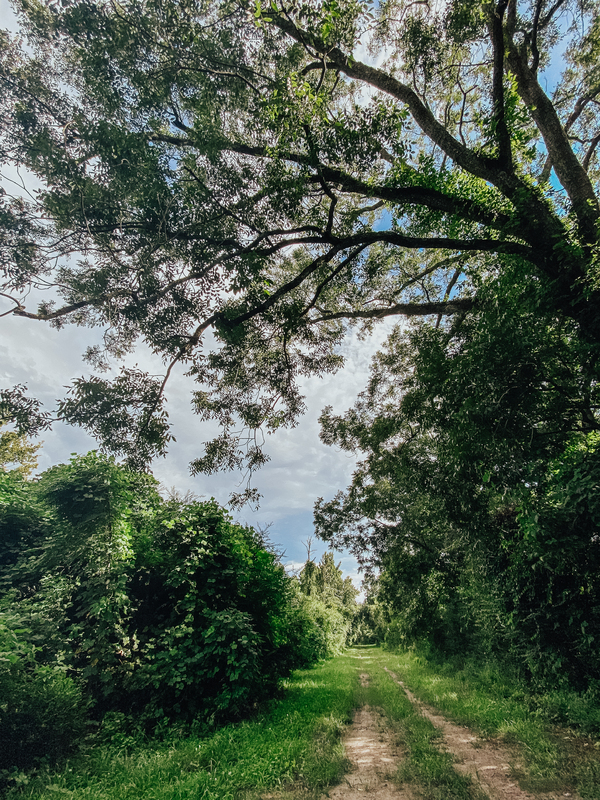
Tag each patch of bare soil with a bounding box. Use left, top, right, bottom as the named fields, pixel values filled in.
left=383, top=668, right=578, bottom=800
left=322, top=673, right=413, bottom=800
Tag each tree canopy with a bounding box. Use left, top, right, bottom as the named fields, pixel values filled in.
left=2, top=0, right=600, bottom=500
left=0, top=423, right=41, bottom=476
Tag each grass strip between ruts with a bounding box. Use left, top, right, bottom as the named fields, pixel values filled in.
left=351, top=646, right=486, bottom=800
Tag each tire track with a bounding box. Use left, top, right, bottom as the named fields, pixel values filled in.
left=323, top=672, right=414, bottom=799
left=384, top=667, right=579, bottom=800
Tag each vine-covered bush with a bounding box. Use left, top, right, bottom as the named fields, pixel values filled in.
left=0, top=610, right=87, bottom=776
left=0, top=452, right=336, bottom=774
left=112, top=498, right=296, bottom=721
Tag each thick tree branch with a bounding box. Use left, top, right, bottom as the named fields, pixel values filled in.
left=310, top=167, right=512, bottom=231
left=13, top=299, right=94, bottom=321
left=271, top=15, right=520, bottom=191
left=538, top=0, right=569, bottom=29
left=564, top=85, right=600, bottom=134
left=338, top=231, right=532, bottom=258
left=83, top=207, right=530, bottom=259
left=505, top=38, right=600, bottom=241
left=583, top=133, right=600, bottom=172
left=149, top=134, right=513, bottom=232
left=311, top=298, right=476, bottom=323
left=528, top=0, right=543, bottom=72
left=0, top=293, right=27, bottom=318
left=489, top=1, right=513, bottom=171
left=540, top=85, right=600, bottom=184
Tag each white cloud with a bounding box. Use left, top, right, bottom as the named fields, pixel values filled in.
left=0, top=0, right=19, bottom=33
left=283, top=560, right=304, bottom=574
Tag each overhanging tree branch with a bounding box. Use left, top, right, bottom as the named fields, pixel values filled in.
left=149, top=134, right=514, bottom=231
left=271, top=14, right=521, bottom=191
left=312, top=298, right=476, bottom=323
left=505, top=34, right=600, bottom=241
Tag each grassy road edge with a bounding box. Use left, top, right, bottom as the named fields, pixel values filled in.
left=378, top=647, right=600, bottom=799
left=5, top=655, right=360, bottom=800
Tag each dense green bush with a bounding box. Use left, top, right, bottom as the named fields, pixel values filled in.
left=111, top=498, right=296, bottom=721
left=0, top=473, right=48, bottom=593
left=29, top=456, right=302, bottom=722
left=284, top=595, right=330, bottom=665
left=0, top=610, right=87, bottom=776
left=299, top=596, right=349, bottom=657
left=0, top=451, right=342, bottom=774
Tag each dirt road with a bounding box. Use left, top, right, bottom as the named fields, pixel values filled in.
left=326, top=673, right=414, bottom=800
left=322, top=661, right=578, bottom=800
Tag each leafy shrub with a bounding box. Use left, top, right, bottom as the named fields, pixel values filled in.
left=284, top=597, right=330, bottom=666
left=300, top=597, right=349, bottom=657
left=383, top=618, right=407, bottom=650
left=1, top=451, right=342, bottom=749
left=280, top=593, right=354, bottom=667
left=111, top=499, right=295, bottom=722
left=2, top=454, right=313, bottom=726
left=0, top=473, right=48, bottom=592
left=0, top=610, right=87, bottom=776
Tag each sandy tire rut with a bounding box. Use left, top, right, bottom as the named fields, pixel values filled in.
left=324, top=672, right=413, bottom=799
left=322, top=668, right=579, bottom=800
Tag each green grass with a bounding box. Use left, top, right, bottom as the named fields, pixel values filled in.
left=7, top=646, right=600, bottom=800
left=378, top=647, right=600, bottom=799
left=350, top=646, right=486, bottom=800
left=5, top=655, right=360, bottom=800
